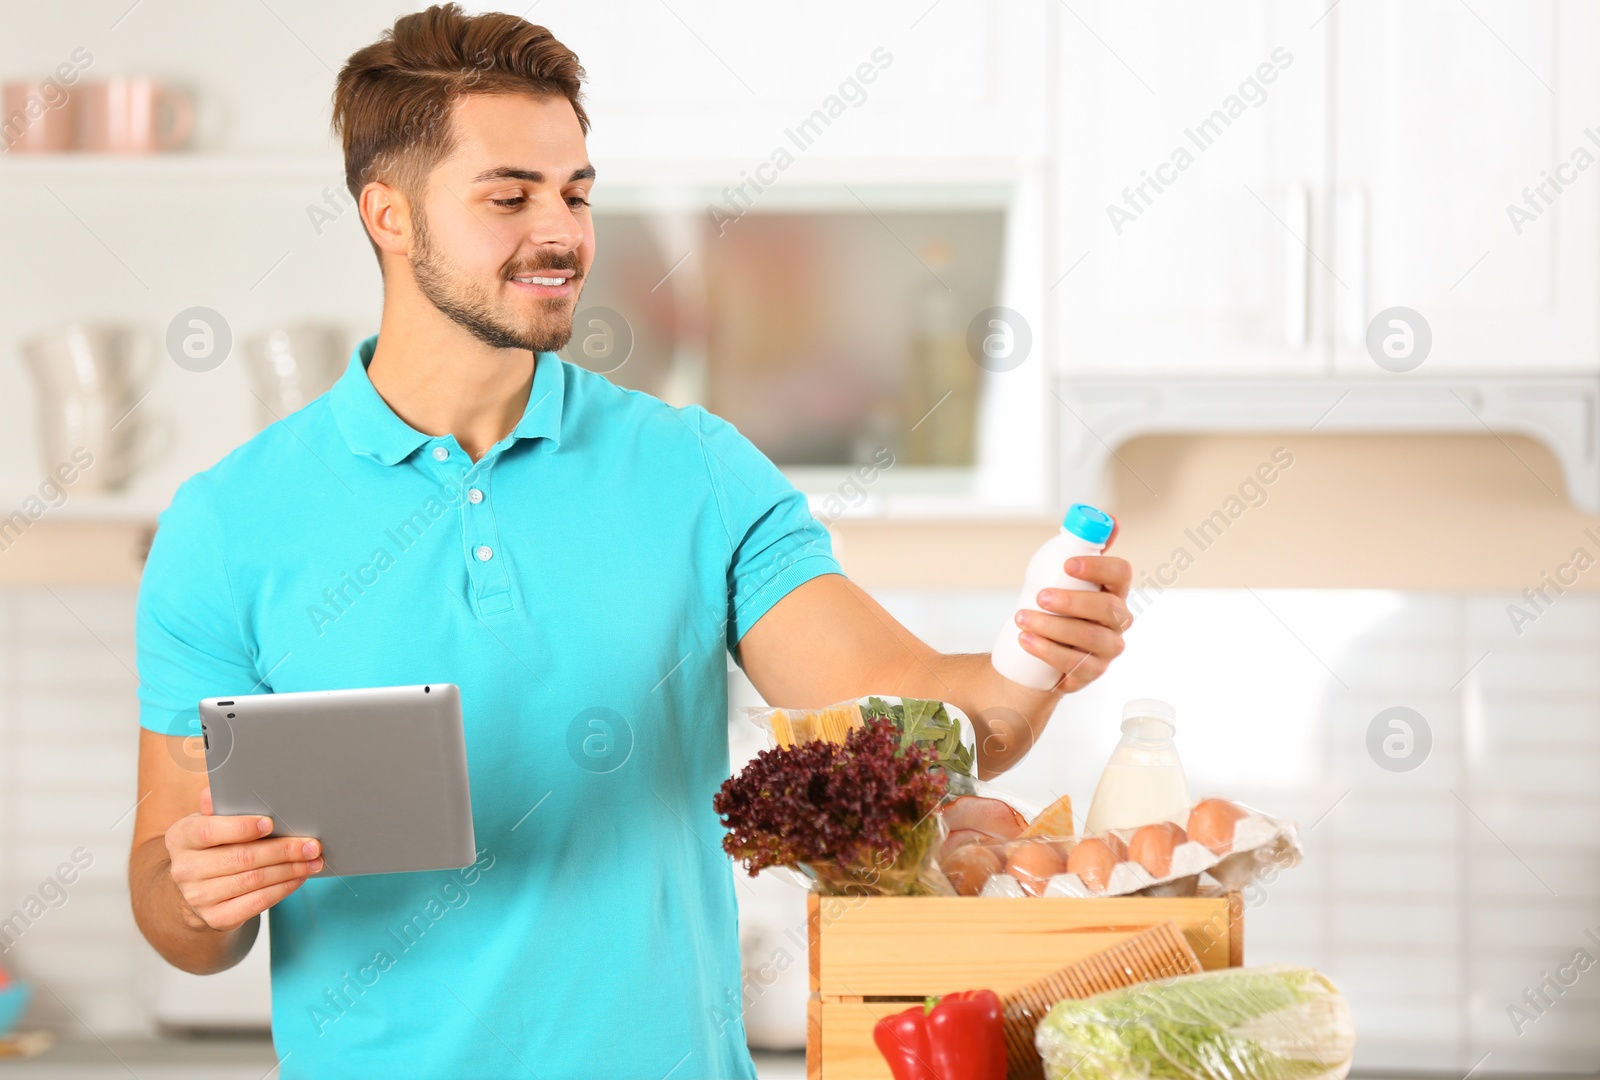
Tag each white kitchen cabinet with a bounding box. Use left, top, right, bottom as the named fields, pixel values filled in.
left=1054, top=1, right=1333, bottom=376
left=1055, top=0, right=1600, bottom=378
left=537, top=0, right=1048, bottom=164
left=1332, top=0, right=1600, bottom=375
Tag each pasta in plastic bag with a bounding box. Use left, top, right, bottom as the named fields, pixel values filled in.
left=746, top=695, right=978, bottom=796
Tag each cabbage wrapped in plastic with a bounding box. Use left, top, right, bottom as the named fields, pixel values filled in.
left=1035, top=965, right=1355, bottom=1080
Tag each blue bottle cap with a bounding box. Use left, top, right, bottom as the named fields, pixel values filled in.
left=1062, top=503, right=1114, bottom=545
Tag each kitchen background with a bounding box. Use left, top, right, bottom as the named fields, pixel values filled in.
left=1, top=0, right=1597, bottom=1076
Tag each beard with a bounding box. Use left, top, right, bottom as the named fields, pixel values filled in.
left=409, top=206, right=582, bottom=353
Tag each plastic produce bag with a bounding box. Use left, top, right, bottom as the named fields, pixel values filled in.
left=800, top=809, right=955, bottom=897
left=718, top=711, right=957, bottom=896
left=1035, top=965, right=1355, bottom=1080
left=747, top=695, right=978, bottom=796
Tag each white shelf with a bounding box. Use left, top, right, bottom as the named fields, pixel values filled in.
left=0, top=150, right=1023, bottom=208
left=12, top=492, right=168, bottom=524
left=0, top=150, right=345, bottom=181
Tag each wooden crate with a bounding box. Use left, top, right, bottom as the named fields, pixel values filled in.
left=805, top=892, right=1243, bottom=1080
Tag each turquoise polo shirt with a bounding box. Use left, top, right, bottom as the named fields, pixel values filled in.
left=135, top=333, right=843, bottom=1079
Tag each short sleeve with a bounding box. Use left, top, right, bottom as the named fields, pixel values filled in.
left=136, top=479, right=261, bottom=737
left=692, top=407, right=844, bottom=651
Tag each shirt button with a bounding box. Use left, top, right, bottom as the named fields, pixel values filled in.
left=475, top=545, right=493, bottom=562
left=432, top=446, right=449, bottom=461
left=467, top=488, right=484, bottom=504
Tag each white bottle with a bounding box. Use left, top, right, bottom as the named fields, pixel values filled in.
left=1083, top=699, right=1191, bottom=834
left=990, top=503, right=1115, bottom=690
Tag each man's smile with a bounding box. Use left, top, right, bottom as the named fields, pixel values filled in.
left=507, top=269, right=575, bottom=297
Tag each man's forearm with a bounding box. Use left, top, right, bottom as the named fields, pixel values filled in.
left=128, top=836, right=256, bottom=975
left=738, top=572, right=1130, bottom=779
left=901, top=652, right=1063, bottom=780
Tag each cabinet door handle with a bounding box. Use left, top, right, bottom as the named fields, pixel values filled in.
left=1284, top=182, right=1310, bottom=349
left=1336, top=185, right=1368, bottom=348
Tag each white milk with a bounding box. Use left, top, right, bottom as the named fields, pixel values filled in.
left=1082, top=764, right=1191, bottom=832
left=1083, top=700, right=1191, bottom=834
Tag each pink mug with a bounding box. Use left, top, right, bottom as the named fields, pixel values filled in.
left=1, top=79, right=78, bottom=153
left=76, top=77, right=193, bottom=153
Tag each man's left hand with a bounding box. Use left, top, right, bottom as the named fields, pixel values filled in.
left=1012, top=524, right=1133, bottom=694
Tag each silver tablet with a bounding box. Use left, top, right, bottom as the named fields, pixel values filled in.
left=199, top=683, right=476, bottom=878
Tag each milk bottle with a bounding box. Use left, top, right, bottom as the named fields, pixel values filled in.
left=989, top=503, right=1114, bottom=690
left=1083, top=699, right=1191, bottom=834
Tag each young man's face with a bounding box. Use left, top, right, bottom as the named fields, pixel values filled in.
left=408, top=91, right=595, bottom=353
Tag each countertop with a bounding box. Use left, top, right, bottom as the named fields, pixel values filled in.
left=0, top=1037, right=809, bottom=1078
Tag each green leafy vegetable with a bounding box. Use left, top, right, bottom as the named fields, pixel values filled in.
left=860, top=696, right=976, bottom=795
left=714, top=716, right=949, bottom=896
left=1035, top=966, right=1355, bottom=1080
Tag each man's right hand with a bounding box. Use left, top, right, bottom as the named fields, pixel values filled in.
left=164, top=786, right=323, bottom=932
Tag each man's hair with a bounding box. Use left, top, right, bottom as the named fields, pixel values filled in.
left=331, top=2, right=589, bottom=260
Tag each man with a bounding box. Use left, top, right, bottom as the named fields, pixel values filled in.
left=128, top=5, right=1132, bottom=1077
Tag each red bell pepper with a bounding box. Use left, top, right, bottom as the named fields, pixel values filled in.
left=872, top=989, right=1007, bottom=1080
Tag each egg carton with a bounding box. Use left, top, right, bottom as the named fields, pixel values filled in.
left=980, top=838, right=1213, bottom=899
left=975, top=800, right=1303, bottom=899
left=1206, top=812, right=1303, bottom=890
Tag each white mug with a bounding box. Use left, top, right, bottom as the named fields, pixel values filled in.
left=22, top=323, right=169, bottom=492
left=243, top=322, right=348, bottom=426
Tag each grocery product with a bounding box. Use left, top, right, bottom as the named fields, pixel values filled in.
left=975, top=799, right=1302, bottom=899
left=941, top=795, right=1028, bottom=840
left=1005, top=841, right=1068, bottom=897
left=991, top=503, right=1115, bottom=690
left=1035, top=965, right=1356, bottom=1080
left=1188, top=797, right=1250, bottom=855
left=750, top=696, right=977, bottom=796
left=875, top=989, right=1007, bottom=1080
left=714, top=716, right=951, bottom=896
left=1001, top=922, right=1204, bottom=1080
left=937, top=791, right=1078, bottom=896
left=1082, top=699, right=1191, bottom=834
left=1018, top=793, right=1075, bottom=839
left=1203, top=801, right=1304, bottom=892
left=1127, top=822, right=1187, bottom=877
left=944, top=844, right=1004, bottom=897
left=1064, top=838, right=1117, bottom=894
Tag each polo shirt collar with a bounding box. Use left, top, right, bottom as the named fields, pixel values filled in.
left=330, top=333, right=565, bottom=465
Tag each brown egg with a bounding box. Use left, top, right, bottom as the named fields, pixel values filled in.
left=1187, top=798, right=1249, bottom=855
left=1005, top=840, right=1067, bottom=897
left=1065, top=838, right=1117, bottom=894
left=1105, top=833, right=1128, bottom=861
left=939, top=828, right=989, bottom=862
left=1128, top=822, right=1188, bottom=877
left=943, top=844, right=1003, bottom=896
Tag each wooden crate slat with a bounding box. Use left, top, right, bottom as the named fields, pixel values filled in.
left=806, top=997, right=823, bottom=1080
left=813, top=895, right=1235, bottom=997
left=808, top=892, right=822, bottom=993
left=815, top=1000, right=912, bottom=1080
